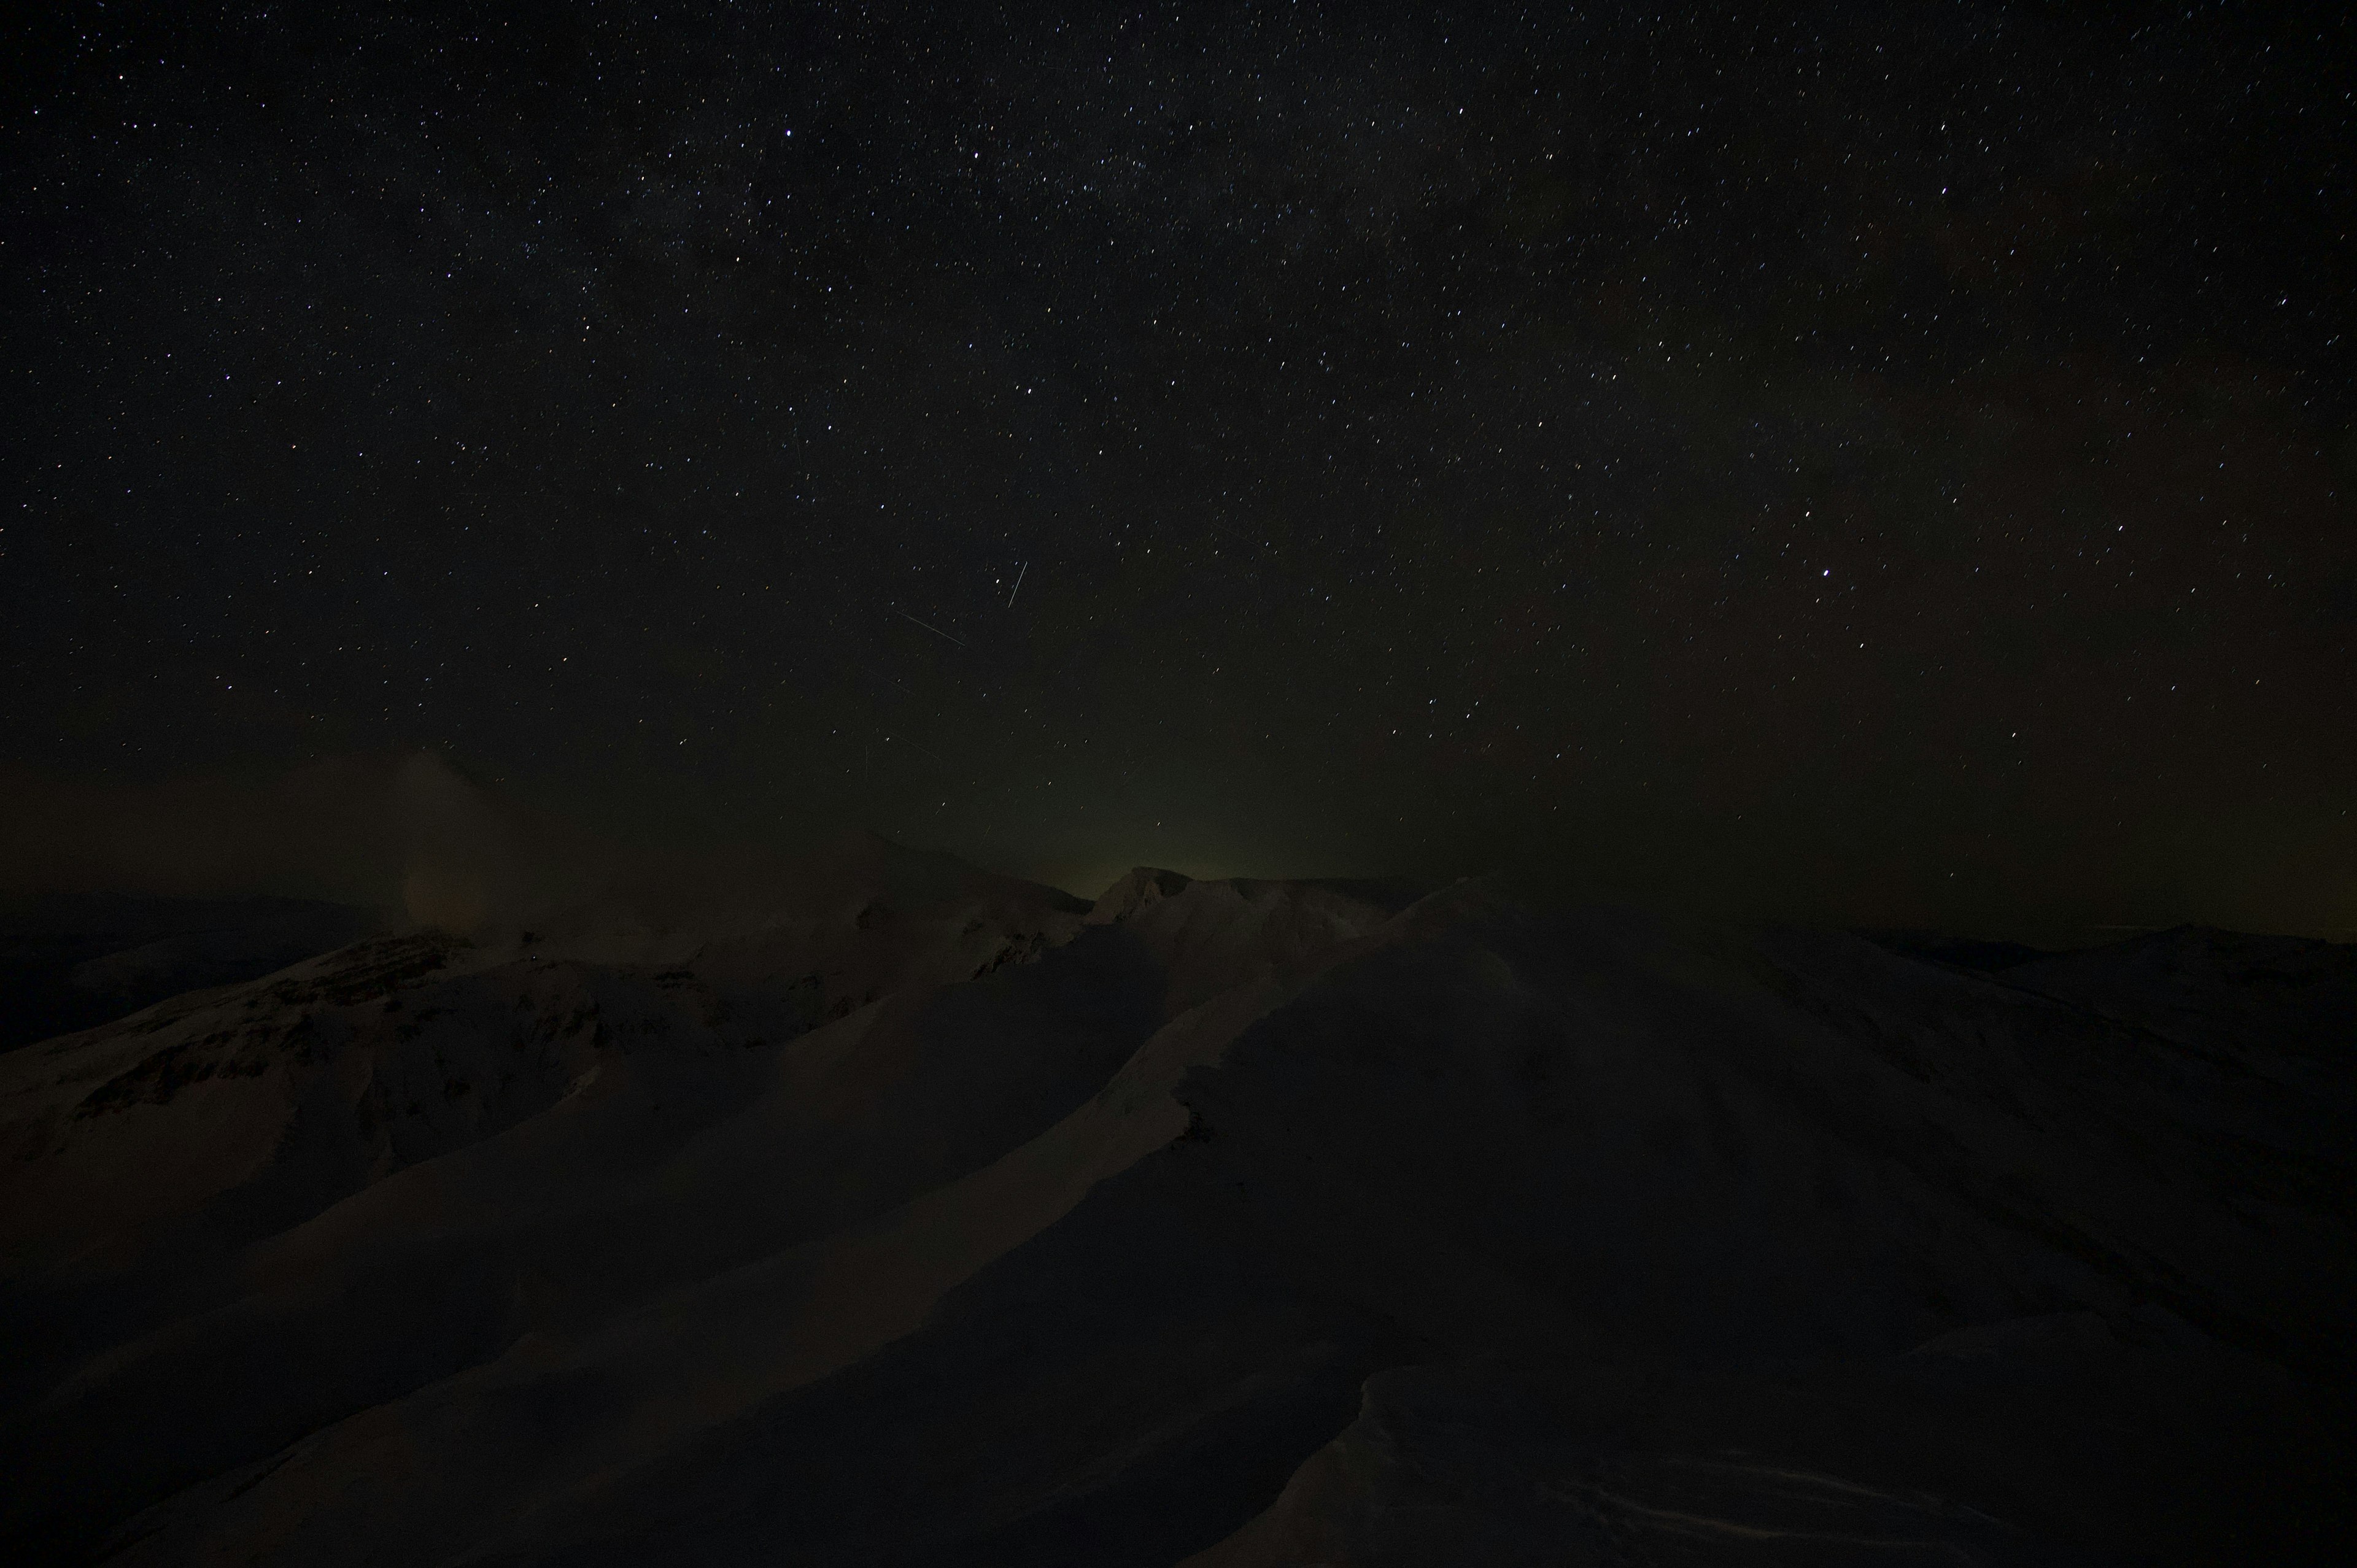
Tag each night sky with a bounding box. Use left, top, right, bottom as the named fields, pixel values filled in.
left=6, top=2, right=2353, bottom=935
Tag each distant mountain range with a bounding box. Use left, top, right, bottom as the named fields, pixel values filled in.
left=1, top=840, right=2350, bottom=1564
left=0, top=894, right=376, bottom=1053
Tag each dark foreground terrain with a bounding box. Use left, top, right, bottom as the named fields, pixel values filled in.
left=3, top=840, right=2351, bottom=1564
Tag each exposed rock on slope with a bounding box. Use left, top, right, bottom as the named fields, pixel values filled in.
left=0, top=851, right=2348, bottom=1565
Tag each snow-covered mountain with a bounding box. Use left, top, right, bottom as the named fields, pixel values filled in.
left=1, top=843, right=2349, bottom=1564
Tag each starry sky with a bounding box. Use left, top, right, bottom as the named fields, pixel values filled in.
left=6, top=2, right=2353, bottom=935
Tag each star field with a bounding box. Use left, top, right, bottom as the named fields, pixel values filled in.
left=5, top=2, right=2353, bottom=933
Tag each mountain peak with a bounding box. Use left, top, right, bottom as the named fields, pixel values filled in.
left=1087, top=865, right=1193, bottom=924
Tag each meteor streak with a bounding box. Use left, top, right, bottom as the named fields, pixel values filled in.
left=897, top=610, right=967, bottom=647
